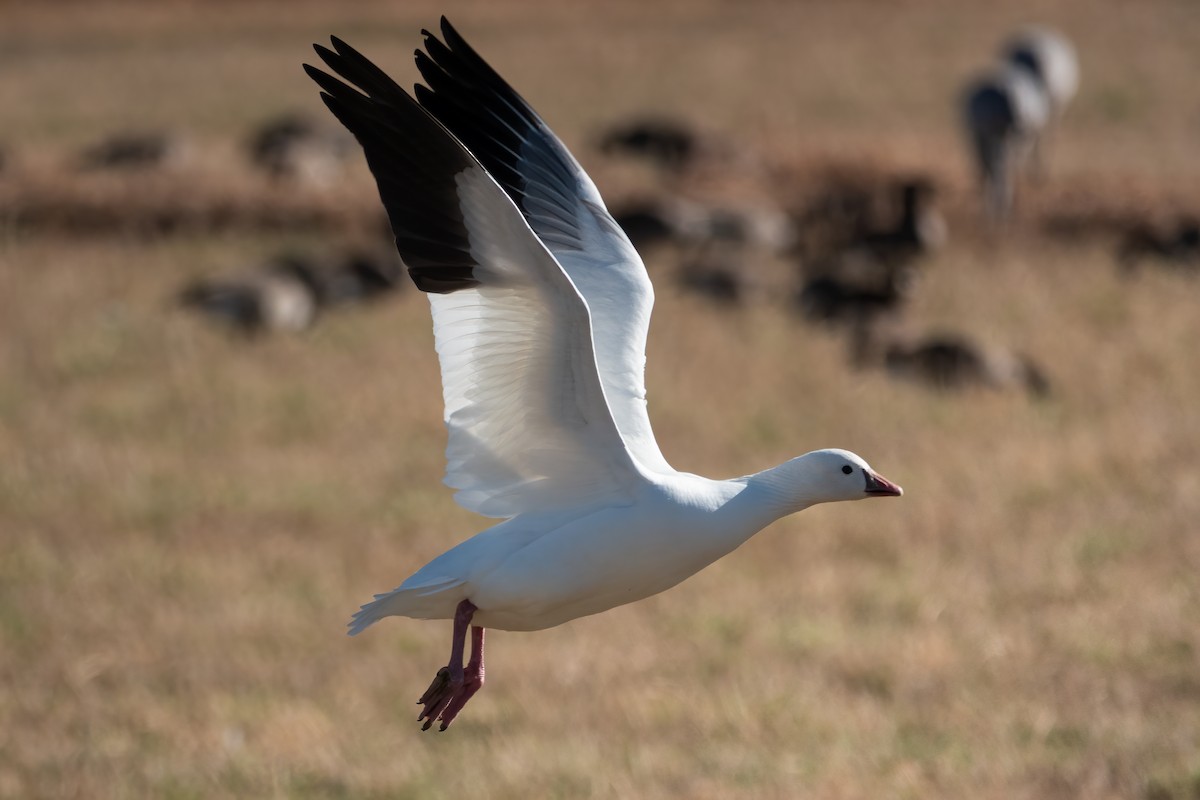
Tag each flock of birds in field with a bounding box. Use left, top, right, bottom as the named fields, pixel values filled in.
left=2, top=24, right=1196, bottom=398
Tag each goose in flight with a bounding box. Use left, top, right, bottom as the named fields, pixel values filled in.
left=305, top=18, right=903, bottom=732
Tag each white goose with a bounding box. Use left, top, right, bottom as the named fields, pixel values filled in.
left=305, top=18, right=903, bottom=732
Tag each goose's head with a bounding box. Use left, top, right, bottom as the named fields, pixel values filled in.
left=794, top=448, right=903, bottom=503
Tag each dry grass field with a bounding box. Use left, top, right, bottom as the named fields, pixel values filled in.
left=2, top=1, right=1200, bottom=798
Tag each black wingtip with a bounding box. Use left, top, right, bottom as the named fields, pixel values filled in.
left=327, top=35, right=374, bottom=69
left=315, top=92, right=340, bottom=118
left=311, top=43, right=339, bottom=74
left=304, top=62, right=355, bottom=102
left=439, top=17, right=468, bottom=51
left=302, top=62, right=338, bottom=96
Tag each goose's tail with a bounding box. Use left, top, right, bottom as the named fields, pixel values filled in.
left=346, top=576, right=467, bottom=636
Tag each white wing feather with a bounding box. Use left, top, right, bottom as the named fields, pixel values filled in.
left=433, top=167, right=645, bottom=517
left=413, top=21, right=675, bottom=475
left=307, top=40, right=649, bottom=519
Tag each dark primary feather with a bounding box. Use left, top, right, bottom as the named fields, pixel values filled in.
left=413, top=17, right=587, bottom=252
left=303, top=40, right=480, bottom=294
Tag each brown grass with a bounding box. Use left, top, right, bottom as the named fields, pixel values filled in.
left=1, top=1, right=1199, bottom=798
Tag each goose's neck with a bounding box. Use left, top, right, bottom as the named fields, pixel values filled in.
left=737, top=459, right=822, bottom=521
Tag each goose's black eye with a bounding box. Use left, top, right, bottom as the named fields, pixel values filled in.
left=841, top=465, right=853, bottom=475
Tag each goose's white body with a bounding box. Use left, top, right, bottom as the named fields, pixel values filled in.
left=355, top=468, right=810, bottom=632
left=307, top=21, right=901, bottom=728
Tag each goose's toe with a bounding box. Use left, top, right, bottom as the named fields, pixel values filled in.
left=416, top=666, right=461, bottom=729
left=436, top=669, right=484, bottom=731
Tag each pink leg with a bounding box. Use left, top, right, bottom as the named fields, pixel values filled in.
left=436, top=625, right=485, bottom=731
left=416, top=599, right=475, bottom=730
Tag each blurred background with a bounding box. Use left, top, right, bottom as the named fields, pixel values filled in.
left=1, top=0, right=1199, bottom=797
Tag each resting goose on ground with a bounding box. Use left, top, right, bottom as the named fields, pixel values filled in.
left=854, top=179, right=947, bottom=266
left=597, top=116, right=708, bottom=174
left=1116, top=217, right=1200, bottom=276
left=797, top=265, right=918, bottom=325
left=246, top=112, right=356, bottom=184
left=179, top=254, right=323, bottom=335
left=75, top=130, right=189, bottom=172
left=851, top=319, right=1051, bottom=398
left=305, top=18, right=903, bottom=732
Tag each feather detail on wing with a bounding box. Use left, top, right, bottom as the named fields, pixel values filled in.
left=306, top=39, right=646, bottom=518
left=412, top=18, right=674, bottom=475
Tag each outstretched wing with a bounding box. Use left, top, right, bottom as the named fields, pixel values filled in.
left=306, top=39, right=647, bottom=518
left=410, top=18, right=674, bottom=475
